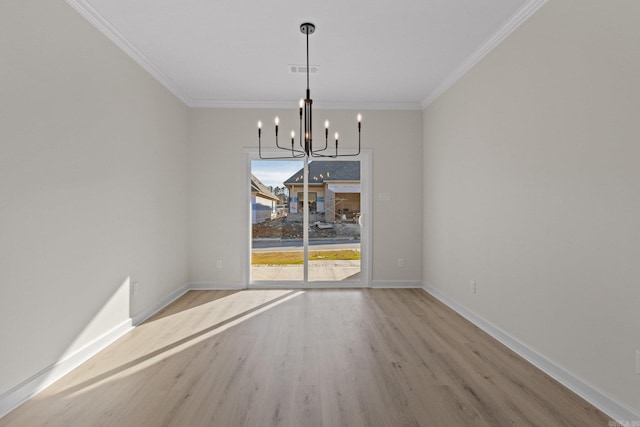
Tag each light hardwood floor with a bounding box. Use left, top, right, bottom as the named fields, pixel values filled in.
left=1, top=289, right=611, bottom=426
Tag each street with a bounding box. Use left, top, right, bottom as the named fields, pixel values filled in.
left=252, top=239, right=360, bottom=252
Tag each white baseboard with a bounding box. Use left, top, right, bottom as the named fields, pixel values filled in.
left=131, top=284, right=190, bottom=326
left=372, top=280, right=423, bottom=288
left=192, top=281, right=424, bottom=290
left=0, top=318, right=132, bottom=419
left=422, top=282, right=640, bottom=423
left=189, top=282, right=245, bottom=290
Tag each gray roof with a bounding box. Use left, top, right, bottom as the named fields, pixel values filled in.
left=284, top=161, right=360, bottom=185
left=251, top=174, right=279, bottom=200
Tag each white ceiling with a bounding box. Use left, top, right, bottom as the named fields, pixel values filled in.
left=67, top=0, right=546, bottom=109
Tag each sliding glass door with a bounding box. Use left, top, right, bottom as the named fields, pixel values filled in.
left=247, top=150, right=370, bottom=287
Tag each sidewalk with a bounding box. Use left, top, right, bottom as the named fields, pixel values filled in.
left=251, top=260, right=361, bottom=281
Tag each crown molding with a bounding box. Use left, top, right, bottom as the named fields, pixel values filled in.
left=64, top=0, right=421, bottom=111
left=421, top=0, right=549, bottom=109
left=188, top=99, right=422, bottom=111
left=313, top=101, right=422, bottom=111
left=65, top=0, right=193, bottom=105
left=66, top=0, right=544, bottom=112
left=188, top=100, right=297, bottom=109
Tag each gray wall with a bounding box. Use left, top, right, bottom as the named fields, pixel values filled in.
left=188, top=108, right=423, bottom=286
left=423, top=0, right=640, bottom=413
left=0, top=0, right=189, bottom=395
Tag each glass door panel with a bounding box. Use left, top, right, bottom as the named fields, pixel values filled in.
left=308, top=161, right=361, bottom=282
left=250, top=160, right=304, bottom=282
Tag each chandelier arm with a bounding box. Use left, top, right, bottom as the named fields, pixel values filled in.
left=327, top=136, right=361, bottom=157
left=291, top=140, right=306, bottom=157
left=271, top=139, right=300, bottom=153
left=310, top=137, right=337, bottom=157
left=311, top=126, right=361, bottom=157
left=273, top=129, right=290, bottom=151
left=259, top=152, right=306, bottom=160
left=309, top=152, right=337, bottom=158
left=312, top=133, right=330, bottom=152
left=259, top=140, right=306, bottom=159
left=312, top=124, right=329, bottom=152
left=258, top=129, right=306, bottom=159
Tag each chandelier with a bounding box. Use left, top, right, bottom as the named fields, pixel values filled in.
left=258, top=23, right=362, bottom=159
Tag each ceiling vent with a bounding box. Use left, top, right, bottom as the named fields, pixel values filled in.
left=289, top=65, right=320, bottom=74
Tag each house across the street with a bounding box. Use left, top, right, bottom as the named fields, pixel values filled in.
left=250, top=174, right=279, bottom=223
left=284, top=161, right=360, bottom=223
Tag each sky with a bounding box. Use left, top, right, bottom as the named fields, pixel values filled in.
left=251, top=160, right=304, bottom=189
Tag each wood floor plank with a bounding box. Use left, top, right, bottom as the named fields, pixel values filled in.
left=0, top=289, right=612, bottom=426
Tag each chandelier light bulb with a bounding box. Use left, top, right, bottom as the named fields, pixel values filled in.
left=257, top=120, right=262, bottom=129
left=357, top=113, right=362, bottom=122
left=334, top=132, right=339, bottom=140
left=325, top=120, right=329, bottom=129
left=291, top=130, right=295, bottom=138
left=299, top=99, right=304, bottom=108
left=274, top=116, right=279, bottom=126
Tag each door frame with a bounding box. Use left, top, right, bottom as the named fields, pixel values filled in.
left=243, top=148, right=372, bottom=288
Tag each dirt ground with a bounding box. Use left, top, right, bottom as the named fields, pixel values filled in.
left=252, top=218, right=361, bottom=240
